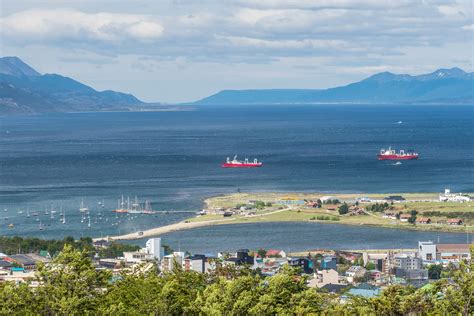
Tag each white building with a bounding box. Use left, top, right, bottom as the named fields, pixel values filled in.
left=439, top=189, right=471, bottom=202
left=145, top=238, right=165, bottom=260
left=161, top=251, right=185, bottom=272
left=123, top=251, right=153, bottom=263
left=309, top=269, right=340, bottom=288
left=418, top=241, right=437, bottom=262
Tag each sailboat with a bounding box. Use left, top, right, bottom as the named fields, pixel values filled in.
left=62, top=210, right=66, bottom=224
left=79, top=199, right=89, bottom=213
left=26, top=207, right=30, bottom=218
left=87, top=217, right=91, bottom=228
left=39, top=221, right=44, bottom=231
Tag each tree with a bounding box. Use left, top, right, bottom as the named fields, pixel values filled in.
left=338, top=203, right=349, bottom=215
left=428, top=264, right=443, bottom=279
left=257, top=248, right=267, bottom=258
left=408, top=210, right=418, bottom=224
left=34, top=244, right=112, bottom=314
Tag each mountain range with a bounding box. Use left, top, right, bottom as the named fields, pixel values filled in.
left=194, top=68, right=473, bottom=105
left=0, top=56, right=145, bottom=115
left=1, top=56, right=472, bottom=115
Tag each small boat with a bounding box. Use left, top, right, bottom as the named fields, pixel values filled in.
left=222, top=155, right=263, bottom=168
left=393, top=161, right=402, bottom=165
left=396, top=121, right=403, bottom=124
left=8, top=223, right=14, bottom=229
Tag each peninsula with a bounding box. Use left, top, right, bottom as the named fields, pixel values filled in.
left=101, top=191, right=473, bottom=241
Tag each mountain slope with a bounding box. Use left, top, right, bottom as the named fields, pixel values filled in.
left=0, top=56, right=144, bottom=114
left=194, top=68, right=474, bottom=105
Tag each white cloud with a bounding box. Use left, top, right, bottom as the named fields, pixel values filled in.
left=1, top=9, right=164, bottom=43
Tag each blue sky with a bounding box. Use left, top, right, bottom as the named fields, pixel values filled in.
left=1, top=0, right=472, bottom=103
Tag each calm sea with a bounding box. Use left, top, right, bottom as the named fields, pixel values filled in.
left=0, top=105, right=472, bottom=248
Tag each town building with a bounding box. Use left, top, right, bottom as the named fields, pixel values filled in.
left=439, top=189, right=471, bottom=202
left=394, top=254, right=422, bottom=270
left=320, top=256, right=337, bottom=270
left=436, top=244, right=471, bottom=263
left=287, top=257, right=313, bottom=274
left=225, top=249, right=254, bottom=266
left=161, top=252, right=185, bottom=272
left=145, top=238, right=165, bottom=260
left=446, top=218, right=463, bottom=225
left=345, top=265, right=367, bottom=282
left=416, top=217, right=431, bottom=225
left=265, top=249, right=287, bottom=258
left=308, top=269, right=339, bottom=288
left=400, top=214, right=412, bottom=222
left=418, top=241, right=437, bottom=262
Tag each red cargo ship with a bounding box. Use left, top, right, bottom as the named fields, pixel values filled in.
left=378, top=147, right=418, bottom=160
left=222, top=155, right=263, bottom=168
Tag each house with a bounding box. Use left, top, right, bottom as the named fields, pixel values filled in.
left=266, top=249, right=286, bottom=258
left=349, top=206, right=364, bottom=215
left=6, top=254, right=36, bottom=271
left=123, top=251, right=153, bottom=263
left=93, top=239, right=111, bottom=249
left=288, top=257, right=313, bottom=274
left=347, top=284, right=381, bottom=298
left=320, top=256, right=337, bottom=270
left=395, top=268, right=428, bottom=284
left=326, top=206, right=337, bottom=211
left=308, top=269, right=339, bottom=288
left=382, top=212, right=397, bottom=219
left=416, top=217, right=431, bottom=224
left=321, top=283, right=348, bottom=294
left=345, top=265, right=367, bottom=282
left=394, top=254, right=422, bottom=270
left=385, top=195, right=405, bottom=202
left=400, top=214, right=412, bottom=222
left=446, top=218, right=463, bottom=225
left=225, top=249, right=254, bottom=266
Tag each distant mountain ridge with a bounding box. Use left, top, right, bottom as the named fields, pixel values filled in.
left=0, top=56, right=144, bottom=115
left=194, top=67, right=474, bottom=105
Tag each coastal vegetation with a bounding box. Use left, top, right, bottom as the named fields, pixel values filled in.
left=0, top=236, right=140, bottom=258
left=0, top=245, right=472, bottom=315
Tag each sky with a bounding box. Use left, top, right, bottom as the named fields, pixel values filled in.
left=1, top=0, right=473, bottom=103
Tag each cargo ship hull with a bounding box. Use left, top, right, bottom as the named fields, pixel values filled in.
left=377, top=154, right=418, bottom=160
left=222, top=163, right=263, bottom=168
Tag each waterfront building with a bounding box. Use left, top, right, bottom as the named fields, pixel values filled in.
left=418, top=241, right=437, bottom=262
left=436, top=244, right=471, bottom=263
left=439, top=189, right=471, bottom=202
left=145, top=238, right=165, bottom=260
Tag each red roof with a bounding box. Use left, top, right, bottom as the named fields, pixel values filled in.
left=416, top=217, right=431, bottom=223
left=447, top=218, right=463, bottom=223
left=266, top=249, right=283, bottom=256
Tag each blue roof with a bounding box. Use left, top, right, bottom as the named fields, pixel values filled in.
left=348, top=288, right=381, bottom=298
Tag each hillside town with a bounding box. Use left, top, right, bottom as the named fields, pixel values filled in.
left=1, top=235, right=471, bottom=300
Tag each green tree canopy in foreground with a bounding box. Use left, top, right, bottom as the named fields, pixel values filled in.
left=0, top=245, right=472, bottom=315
